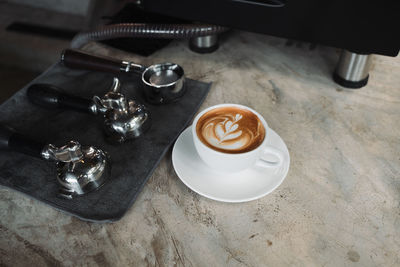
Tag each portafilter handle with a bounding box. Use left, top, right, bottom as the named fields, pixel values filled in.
left=27, top=79, right=127, bottom=115
left=0, top=125, right=46, bottom=158
left=62, top=49, right=145, bottom=74
left=0, top=125, right=84, bottom=163
left=27, top=84, right=94, bottom=114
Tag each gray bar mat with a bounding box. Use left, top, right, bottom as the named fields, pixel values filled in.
left=0, top=62, right=211, bottom=222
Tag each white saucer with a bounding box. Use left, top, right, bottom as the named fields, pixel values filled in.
left=172, top=126, right=290, bottom=203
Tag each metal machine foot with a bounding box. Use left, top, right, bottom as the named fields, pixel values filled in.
left=333, top=50, right=372, bottom=89
left=189, top=34, right=219, bottom=53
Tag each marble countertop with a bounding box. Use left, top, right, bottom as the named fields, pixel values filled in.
left=1, top=31, right=399, bottom=266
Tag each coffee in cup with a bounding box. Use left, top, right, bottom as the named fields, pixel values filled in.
left=192, top=104, right=283, bottom=173
left=196, top=106, right=265, bottom=154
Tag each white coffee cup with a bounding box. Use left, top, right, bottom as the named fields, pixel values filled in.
left=192, top=104, right=284, bottom=173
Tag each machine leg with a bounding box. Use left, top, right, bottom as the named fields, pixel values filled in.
left=189, top=34, right=219, bottom=53
left=333, top=50, right=372, bottom=89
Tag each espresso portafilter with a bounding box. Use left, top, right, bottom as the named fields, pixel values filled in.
left=62, top=49, right=186, bottom=104
left=0, top=125, right=111, bottom=199
left=27, top=78, right=151, bottom=144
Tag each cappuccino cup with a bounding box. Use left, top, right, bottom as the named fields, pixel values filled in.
left=192, top=104, right=283, bottom=173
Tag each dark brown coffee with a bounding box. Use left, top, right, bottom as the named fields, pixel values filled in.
left=196, top=106, right=265, bottom=153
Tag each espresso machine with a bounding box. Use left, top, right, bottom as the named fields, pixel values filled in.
left=84, top=0, right=399, bottom=89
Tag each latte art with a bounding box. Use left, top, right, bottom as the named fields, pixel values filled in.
left=196, top=107, right=265, bottom=153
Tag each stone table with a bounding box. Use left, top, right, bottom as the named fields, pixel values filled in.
left=1, top=31, right=399, bottom=266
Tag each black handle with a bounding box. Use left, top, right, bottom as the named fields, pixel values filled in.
left=0, top=125, right=45, bottom=158
left=27, top=84, right=93, bottom=113
left=62, top=49, right=123, bottom=73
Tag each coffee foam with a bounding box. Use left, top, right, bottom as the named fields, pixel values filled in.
left=196, top=107, right=265, bottom=153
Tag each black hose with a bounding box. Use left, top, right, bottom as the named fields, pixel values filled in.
left=71, top=23, right=228, bottom=48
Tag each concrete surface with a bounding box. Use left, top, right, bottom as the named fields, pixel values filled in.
left=0, top=31, right=399, bottom=266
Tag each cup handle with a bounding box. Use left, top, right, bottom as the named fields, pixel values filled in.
left=255, top=146, right=284, bottom=169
